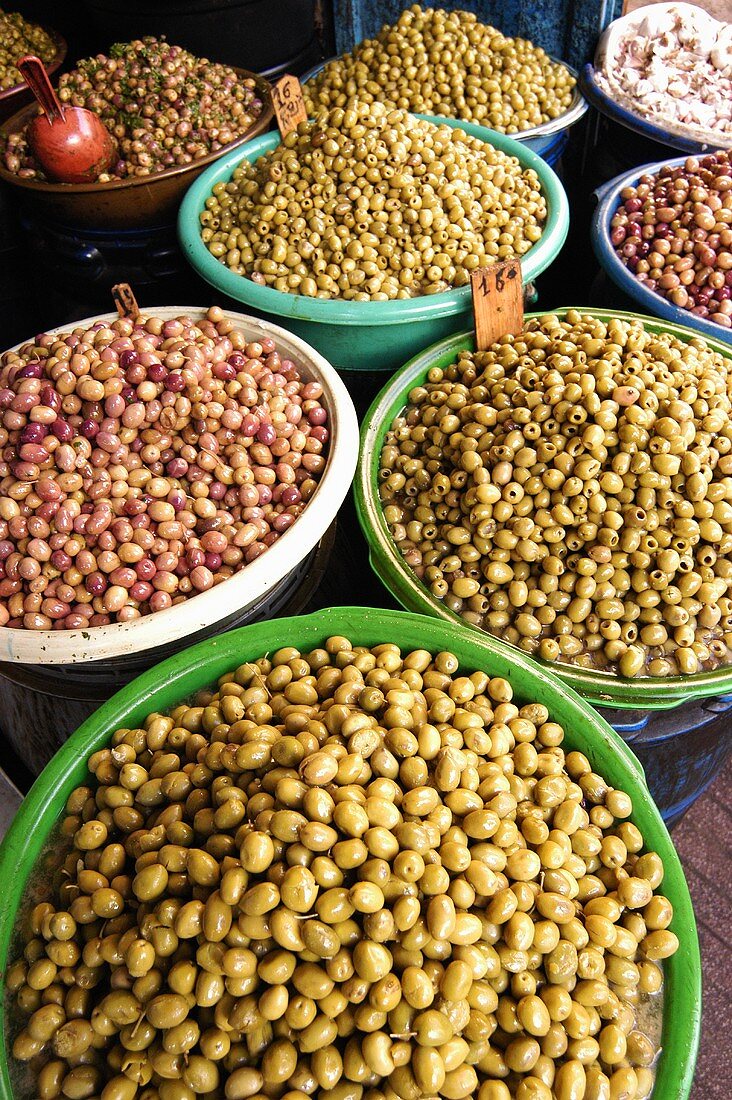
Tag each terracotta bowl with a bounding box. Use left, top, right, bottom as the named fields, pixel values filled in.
left=0, top=66, right=273, bottom=229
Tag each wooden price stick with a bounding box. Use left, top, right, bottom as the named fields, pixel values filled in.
left=272, top=74, right=308, bottom=138
left=470, top=258, right=523, bottom=350
left=112, top=282, right=140, bottom=319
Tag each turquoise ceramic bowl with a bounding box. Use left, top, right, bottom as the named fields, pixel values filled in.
left=178, top=117, right=570, bottom=373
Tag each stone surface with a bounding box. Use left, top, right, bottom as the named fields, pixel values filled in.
left=673, top=753, right=732, bottom=1099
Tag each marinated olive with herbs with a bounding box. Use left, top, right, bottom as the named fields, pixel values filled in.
left=9, top=636, right=675, bottom=1098
left=2, top=38, right=264, bottom=181
left=304, top=4, right=575, bottom=134
left=201, top=101, right=546, bottom=300
left=380, top=310, right=732, bottom=676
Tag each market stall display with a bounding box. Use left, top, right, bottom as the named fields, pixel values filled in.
left=593, top=152, right=732, bottom=342
left=0, top=40, right=273, bottom=228
left=179, top=113, right=569, bottom=372
left=0, top=608, right=701, bottom=1100
left=0, top=0, right=722, bottom=1091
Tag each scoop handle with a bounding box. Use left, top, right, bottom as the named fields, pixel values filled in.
left=17, top=55, right=65, bottom=124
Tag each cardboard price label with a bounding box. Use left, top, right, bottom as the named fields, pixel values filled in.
left=471, top=259, right=523, bottom=350
left=272, top=75, right=308, bottom=138
left=112, top=283, right=139, bottom=319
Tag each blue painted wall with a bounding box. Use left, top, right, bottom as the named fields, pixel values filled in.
left=331, top=0, right=622, bottom=71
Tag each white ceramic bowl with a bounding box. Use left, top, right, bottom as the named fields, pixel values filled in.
left=0, top=307, right=359, bottom=665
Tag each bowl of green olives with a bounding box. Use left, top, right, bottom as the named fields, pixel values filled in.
left=0, top=607, right=700, bottom=1099
left=301, top=57, right=587, bottom=168
left=355, top=308, right=732, bottom=710
left=178, top=108, right=569, bottom=374
left=300, top=5, right=588, bottom=168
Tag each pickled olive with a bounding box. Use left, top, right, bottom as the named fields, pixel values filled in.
left=304, top=6, right=575, bottom=133
left=225, top=1067, right=264, bottom=1099
left=641, top=929, right=680, bottom=960
left=415, top=1009, right=454, bottom=1046
left=202, top=102, right=548, bottom=300
left=7, top=636, right=676, bottom=1100
left=4, top=40, right=264, bottom=181
left=379, top=311, right=732, bottom=677
left=554, top=1059, right=586, bottom=1100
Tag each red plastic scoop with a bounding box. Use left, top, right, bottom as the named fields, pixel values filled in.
left=17, top=55, right=117, bottom=184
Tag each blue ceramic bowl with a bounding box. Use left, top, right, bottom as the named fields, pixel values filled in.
left=591, top=155, right=732, bottom=346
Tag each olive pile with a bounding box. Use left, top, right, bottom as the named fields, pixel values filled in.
left=8, top=637, right=676, bottom=1099
left=380, top=311, right=732, bottom=677
left=2, top=38, right=264, bottom=181
left=202, top=102, right=546, bottom=301
left=610, top=151, right=732, bottom=330
left=0, top=308, right=328, bottom=630
left=304, top=5, right=575, bottom=133
left=0, top=8, right=56, bottom=91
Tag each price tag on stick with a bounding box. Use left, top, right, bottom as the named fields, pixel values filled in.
left=112, top=282, right=139, bottom=319
left=272, top=75, right=308, bottom=138
left=471, top=259, right=524, bottom=350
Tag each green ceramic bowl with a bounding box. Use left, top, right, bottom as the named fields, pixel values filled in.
left=0, top=608, right=700, bottom=1098
left=354, top=308, right=732, bottom=710
left=177, top=117, right=570, bottom=373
